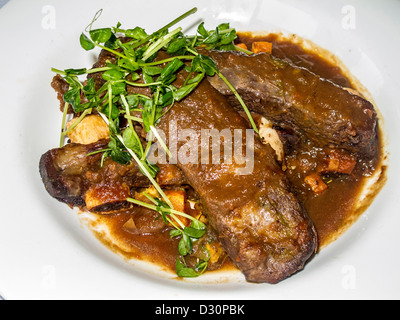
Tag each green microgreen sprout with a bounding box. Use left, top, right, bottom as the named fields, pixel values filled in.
left=51, top=7, right=258, bottom=277
left=127, top=194, right=209, bottom=277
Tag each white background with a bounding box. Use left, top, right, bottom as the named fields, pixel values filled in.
left=0, top=0, right=399, bottom=300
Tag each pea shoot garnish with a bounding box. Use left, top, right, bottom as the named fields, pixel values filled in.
left=52, top=7, right=256, bottom=278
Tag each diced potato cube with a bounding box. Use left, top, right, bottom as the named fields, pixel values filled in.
left=67, top=114, right=109, bottom=144
left=134, top=187, right=159, bottom=202
left=259, top=117, right=284, bottom=162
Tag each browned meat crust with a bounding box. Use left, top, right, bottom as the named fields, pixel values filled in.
left=51, top=74, right=73, bottom=113
left=39, top=140, right=187, bottom=212
left=39, top=140, right=109, bottom=207
left=154, top=73, right=317, bottom=283
left=43, top=48, right=318, bottom=283
left=204, top=50, right=378, bottom=159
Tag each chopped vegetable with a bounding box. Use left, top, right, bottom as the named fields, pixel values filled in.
left=251, top=41, right=273, bottom=54
left=84, top=183, right=130, bottom=211
left=164, top=190, right=188, bottom=227
left=66, top=114, right=109, bottom=144
left=304, top=173, right=327, bottom=194
left=51, top=7, right=258, bottom=278
left=235, top=43, right=248, bottom=50
left=258, top=117, right=284, bottom=161
left=318, top=149, right=356, bottom=174
left=205, top=242, right=225, bottom=265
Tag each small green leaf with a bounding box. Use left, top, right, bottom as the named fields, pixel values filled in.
left=178, top=236, right=190, bottom=256
left=89, top=28, right=112, bottom=43
left=115, top=40, right=137, bottom=59
left=203, top=29, right=219, bottom=44
left=111, top=82, right=126, bottom=95
left=129, top=72, right=141, bottom=82
left=82, top=77, right=96, bottom=100
left=108, top=136, right=131, bottom=164
left=124, top=94, right=140, bottom=108
left=173, top=71, right=204, bottom=102
left=218, top=43, right=236, bottom=51
left=80, top=33, right=95, bottom=51
left=197, top=22, right=209, bottom=38
left=191, top=54, right=218, bottom=76
left=169, top=229, right=182, bottom=238
left=217, top=23, right=230, bottom=32
left=167, top=37, right=187, bottom=54
left=159, top=58, right=184, bottom=83
left=102, top=69, right=124, bottom=81
left=118, top=58, right=139, bottom=71
left=186, top=72, right=205, bottom=85
left=143, top=66, right=163, bottom=76
left=184, top=226, right=205, bottom=239
left=220, top=29, right=237, bottom=45
left=125, top=27, right=148, bottom=40
left=142, top=72, right=156, bottom=91
left=64, top=74, right=81, bottom=88
left=122, top=126, right=142, bottom=156
left=156, top=90, right=173, bottom=108
left=101, top=103, right=119, bottom=120
left=63, top=88, right=81, bottom=111
left=104, top=33, right=119, bottom=49
left=190, top=219, right=206, bottom=231
left=176, top=258, right=202, bottom=278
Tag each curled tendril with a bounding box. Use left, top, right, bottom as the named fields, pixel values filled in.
left=85, top=8, right=103, bottom=32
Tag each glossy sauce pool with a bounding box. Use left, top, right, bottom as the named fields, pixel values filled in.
left=237, top=31, right=387, bottom=248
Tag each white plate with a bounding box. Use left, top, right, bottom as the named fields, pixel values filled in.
left=0, top=0, right=399, bottom=300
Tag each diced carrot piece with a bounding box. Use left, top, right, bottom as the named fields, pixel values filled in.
left=304, top=173, right=327, bottom=194
left=164, top=190, right=189, bottom=227
left=165, top=190, right=186, bottom=213
left=205, top=242, right=225, bottom=264
left=328, top=150, right=356, bottom=174
left=251, top=41, right=272, bottom=54
left=135, top=188, right=191, bottom=227
left=317, top=149, right=357, bottom=174
left=235, top=43, right=248, bottom=50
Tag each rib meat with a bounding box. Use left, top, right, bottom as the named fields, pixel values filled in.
left=44, top=48, right=318, bottom=283
left=154, top=73, right=317, bottom=283
left=204, top=50, right=378, bottom=159
left=39, top=139, right=187, bottom=212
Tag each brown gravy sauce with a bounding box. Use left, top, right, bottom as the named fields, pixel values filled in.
left=82, top=32, right=388, bottom=277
